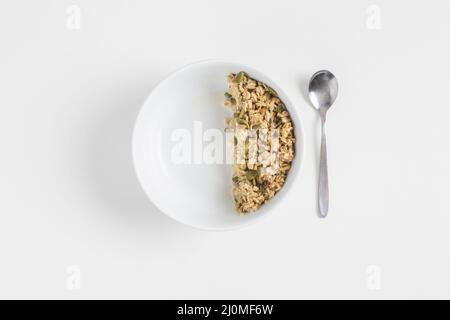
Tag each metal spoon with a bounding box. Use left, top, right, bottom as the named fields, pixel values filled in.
left=308, top=70, right=338, bottom=218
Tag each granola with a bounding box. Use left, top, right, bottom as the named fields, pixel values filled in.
left=224, top=71, right=295, bottom=214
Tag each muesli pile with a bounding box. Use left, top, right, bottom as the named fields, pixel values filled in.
left=224, top=71, right=295, bottom=213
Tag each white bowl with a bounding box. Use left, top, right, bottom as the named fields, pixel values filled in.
left=132, top=60, right=303, bottom=230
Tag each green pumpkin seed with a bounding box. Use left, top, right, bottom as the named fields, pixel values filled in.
left=276, top=103, right=287, bottom=112
left=266, top=86, right=278, bottom=97
left=246, top=170, right=258, bottom=180
left=234, top=71, right=245, bottom=83
left=224, top=92, right=232, bottom=99
left=236, top=118, right=248, bottom=126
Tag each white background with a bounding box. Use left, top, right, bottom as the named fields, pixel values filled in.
left=1, top=0, right=450, bottom=299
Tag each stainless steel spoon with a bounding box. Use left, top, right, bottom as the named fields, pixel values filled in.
left=308, top=70, right=338, bottom=218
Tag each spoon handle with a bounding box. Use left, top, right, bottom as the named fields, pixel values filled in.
left=319, top=113, right=329, bottom=217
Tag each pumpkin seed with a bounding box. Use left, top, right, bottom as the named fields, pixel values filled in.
left=246, top=170, right=258, bottom=180
left=276, top=103, right=287, bottom=112
left=266, top=86, right=278, bottom=97
left=236, top=118, right=248, bottom=126
left=234, top=71, right=245, bottom=83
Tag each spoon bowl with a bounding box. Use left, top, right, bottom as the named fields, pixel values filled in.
left=309, top=70, right=338, bottom=111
